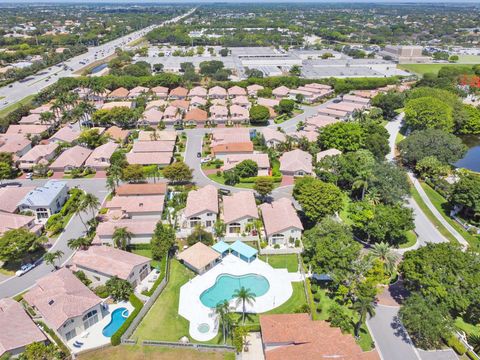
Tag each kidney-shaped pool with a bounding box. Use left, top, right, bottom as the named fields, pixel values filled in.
left=200, top=273, right=270, bottom=308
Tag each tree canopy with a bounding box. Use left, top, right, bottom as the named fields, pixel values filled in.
left=404, top=96, right=454, bottom=132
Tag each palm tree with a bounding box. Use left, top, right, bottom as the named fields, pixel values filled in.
left=82, top=193, right=100, bottom=219
left=44, top=250, right=64, bottom=270
left=68, top=237, right=91, bottom=251
left=371, top=242, right=399, bottom=274
left=39, top=111, right=54, bottom=125
left=106, top=176, right=116, bottom=194
left=352, top=177, right=369, bottom=200
left=468, top=334, right=480, bottom=353
left=352, top=297, right=376, bottom=338
left=214, top=300, right=231, bottom=344
left=113, top=227, right=132, bottom=250
left=233, top=287, right=256, bottom=324
left=74, top=199, right=88, bottom=231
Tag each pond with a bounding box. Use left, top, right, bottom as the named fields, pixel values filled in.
left=454, top=135, right=480, bottom=172
left=91, top=63, right=108, bottom=74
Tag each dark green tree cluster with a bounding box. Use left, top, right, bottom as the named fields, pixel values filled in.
left=151, top=222, right=175, bottom=261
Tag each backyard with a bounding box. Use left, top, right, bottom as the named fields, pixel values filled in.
left=258, top=254, right=299, bottom=272
left=397, top=63, right=479, bottom=76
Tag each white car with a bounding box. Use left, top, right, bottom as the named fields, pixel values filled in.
left=201, top=157, right=212, bottom=164
left=16, top=263, right=35, bottom=277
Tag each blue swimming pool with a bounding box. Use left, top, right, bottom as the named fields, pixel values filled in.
left=102, top=307, right=129, bottom=337
left=200, top=274, right=270, bottom=308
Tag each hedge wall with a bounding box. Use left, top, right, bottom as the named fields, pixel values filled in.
left=111, top=293, right=143, bottom=346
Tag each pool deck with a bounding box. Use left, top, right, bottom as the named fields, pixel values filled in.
left=68, top=301, right=134, bottom=354
left=178, top=254, right=302, bottom=341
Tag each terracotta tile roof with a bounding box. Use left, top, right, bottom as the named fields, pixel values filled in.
left=306, top=115, right=339, bottom=129
left=85, top=141, right=119, bottom=169
left=0, top=186, right=35, bottom=213
left=170, top=86, right=188, bottom=97
left=211, top=128, right=251, bottom=146
left=279, top=149, right=313, bottom=174
left=105, top=126, right=130, bottom=142
left=247, top=84, right=264, bottom=95
left=261, top=128, right=286, bottom=143
left=184, top=185, right=218, bottom=218
left=210, top=105, right=228, bottom=117
left=343, top=94, right=371, bottom=104
left=317, top=108, right=349, bottom=118
left=190, top=96, right=207, bottom=107
left=163, top=105, right=179, bottom=117
left=185, top=108, right=208, bottom=122
left=116, top=183, right=167, bottom=196
left=294, top=130, right=318, bottom=143
left=229, top=105, right=249, bottom=120
left=71, top=245, right=150, bottom=280
left=128, top=86, right=149, bottom=97
left=50, top=145, right=92, bottom=169
left=50, top=124, right=81, bottom=143
left=106, top=195, right=165, bottom=214
left=260, top=198, right=303, bottom=236
left=142, top=108, right=163, bottom=124
left=231, top=96, right=250, bottom=106
left=171, top=99, right=190, bottom=110
left=260, top=314, right=379, bottom=360
left=19, top=143, right=58, bottom=163
left=101, top=101, right=133, bottom=110
left=223, top=153, right=270, bottom=171
left=0, top=298, right=47, bottom=356
left=189, top=86, right=207, bottom=97
left=6, top=125, right=49, bottom=136
left=151, top=86, right=169, bottom=96
left=24, top=268, right=102, bottom=330
left=222, top=191, right=258, bottom=224
left=257, top=98, right=279, bottom=108
left=211, top=142, right=254, bottom=154
left=137, top=130, right=177, bottom=142
left=177, top=242, right=220, bottom=271
left=108, top=87, right=129, bottom=98
left=272, top=86, right=290, bottom=97
left=145, top=99, right=168, bottom=110
left=228, top=85, right=247, bottom=97
left=327, top=101, right=364, bottom=112
left=19, top=113, right=42, bottom=125
left=126, top=152, right=172, bottom=166
left=208, top=86, right=227, bottom=97
left=304, top=83, right=332, bottom=90
left=0, top=134, right=31, bottom=154
left=0, top=212, right=35, bottom=235
left=132, top=140, right=175, bottom=153
left=96, top=218, right=158, bottom=236
left=317, top=148, right=342, bottom=162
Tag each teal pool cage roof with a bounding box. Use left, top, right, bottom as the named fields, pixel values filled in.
left=229, top=240, right=258, bottom=260
left=212, top=241, right=230, bottom=254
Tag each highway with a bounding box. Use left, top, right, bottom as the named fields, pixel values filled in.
left=0, top=8, right=196, bottom=111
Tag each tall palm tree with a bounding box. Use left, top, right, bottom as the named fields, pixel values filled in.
left=39, top=111, right=54, bottom=125
left=106, top=176, right=116, bottom=194
left=82, top=193, right=101, bottom=219
left=352, top=297, right=376, bottom=338
left=44, top=250, right=64, bottom=270
left=74, top=199, right=88, bottom=231
left=468, top=334, right=480, bottom=353
left=371, top=242, right=399, bottom=274
left=214, top=300, right=231, bottom=344
left=352, top=177, right=369, bottom=200
left=113, top=227, right=132, bottom=250
left=68, top=237, right=91, bottom=251
left=233, top=287, right=256, bottom=324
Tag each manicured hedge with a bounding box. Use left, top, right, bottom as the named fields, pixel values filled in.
left=37, top=321, right=70, bottom=356
left=445, top=335, right=467, bottom=355
left=466, top=350, right=478, bottom=360
left=239, top=176, right=282, bottom=184
left=111, top=294, right=143, bottom=346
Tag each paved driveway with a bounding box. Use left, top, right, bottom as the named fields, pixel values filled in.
left=0, top=178, right=108, bottom=298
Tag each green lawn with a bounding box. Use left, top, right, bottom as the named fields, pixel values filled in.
left=457, top=55, right=480, bottom=64
left=259, top=254, right=299, bottom=272
left=130, top=248, right=162, bottom=269
left=455, top=317, right=480, bottom=337
left=77, top=344, right=234, bottom=360
left=0, top=95, right=35, bottom=119
left=207, top=173, right=279, bottom=190
left=409, top=183, right=458, bottom=244
left=420, top=182, right=480, bottom=250
left=398, top=63, right=478, bottom=76
left=399, top=230, right=418, bottom=249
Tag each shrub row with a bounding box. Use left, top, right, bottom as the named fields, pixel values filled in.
left=239, top=176, right=282, bottom=184
left=36, top=321, right=70, bottom=356
left=111, top=293, right=143, bottom=346
left=142, top=258, right=167, bottom=297
left=444, top=335, right=467, bottom=355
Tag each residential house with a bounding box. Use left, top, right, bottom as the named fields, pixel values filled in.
left=0, top=298, right=47, bottom=357
left=137, top=130, right=177, bottom=142
left=222, top=191, right=258, bottom=236
left=0, top=212, right=41, bottom=236
left=96, top=218, right=158, bottom=245
left=85, top=142, right=118, bottom=170
left=247, top=84, right=264, bottom=97
left=151, top=86, right=169, bottom=99
left=304, top=83, right=333, bottom=91
left=184, top=108, right=208, bottom=127
left=211, top=142, right=254, bottom=160
left=211, top=128, right=251, bottom=146
left=169, top=86, right=188, bottom=100
left=188, top=86, right=207, bottom=98
left=49, top=124, right=81, bottom=143
left=316, top=108, right=348, bottom=119
left=261, top=128, right=286, bottom=148
left=128, top=86, right=150, bottom=99
left=210, top=105, right=229, bottom=123
left=260, top=313, right=379, bottom=360
left=228, top=85, right=247, bottom=98
left=272, top=86, right=290, bottom=99
left=106, top=195, right=164, bottom=219
left=231, top=96, right=251, bottom=109
left=17, top=180, right=68, bottom=222
left=0, top=134, right=32, bottom=159
left=49, top=145, right=93, bottom=172
left=259, top=198, right=303, bottom=246
left=140, top=108, right=163, bottom=127
left=211, top=98, right=227, bottom=106
left=0, top=186, right=35, bottom=214
left=19, top=114, right=43, bottom=125
left=189, top=96, right=207, bottom=108
left=223, top=153, right=270, bottom=176
left=257, top=98, right=279, bottom=108
left=101, top=101, right=133, bottom=111
left=125, top=152, right=172, bottom=167
left=23, top=268, right=104, bottom=342
left=105, top=126, right=130, bottom=144
left=70, top=246, right=150, bottom=287
left=208, top=86, right=227, bottom=99
left=289, top=89, right=318, bottom=103
left=183, top=185, right=218, bottom=231
left=317, top=148, right=342, bottom=162
left=343, top=94, right=371, bottom=106
left=162, top=106, right=181, bottom=125
left=177, top=242, right=220, bottom=274
left=131, top=140, right=175, bottom=154
left=6, top=125, right=50, bottom=137
left=18, top=143, right=58, bottom=171
left=170, top=100, right=190, bottom=114
left=108, top=87, right=129, bottom=100
left=229, top=105, right=250, bottom=124
left=279, top=149, right=313, bottom=176
left=30, top=104, right=52, bottom=115
left=116, top=183, right=167, bottom=197
left=145, top=99, right=167, bottom=111
left=327, top=101, right=365, bottom=114
left=305, top=115, right=339, bottom=130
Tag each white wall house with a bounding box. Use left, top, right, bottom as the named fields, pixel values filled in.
left=183, top=185, right=219, bottom=232
left=222, top=191, right=259, bottom=237
left=260, top=198, right=303, bottom=247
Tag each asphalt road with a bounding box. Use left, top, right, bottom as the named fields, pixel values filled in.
left=0, top=178, right=107, bottom=298
left=0, top=8, right=195, bottom=111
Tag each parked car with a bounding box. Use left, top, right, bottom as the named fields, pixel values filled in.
left=197, top=152, right=202, bottom=158
left=219, top=188, right=231, bottom=195
left=16, top=263, right=35, bottom=277
left=201, top=157, right=212, bottom=164
left=25, top=173, right=33, bottom=180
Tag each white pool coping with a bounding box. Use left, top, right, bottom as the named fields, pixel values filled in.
left=178, top=254, right=300, bottom=341
left=67, top=301, right=134, bottom=354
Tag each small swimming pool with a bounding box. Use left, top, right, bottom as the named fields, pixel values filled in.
left=200, top=273, right=270, bottom=308
left=102, top=307, right=129, bottom=337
